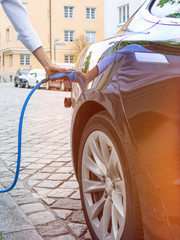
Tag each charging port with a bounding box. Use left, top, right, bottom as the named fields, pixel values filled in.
left=64, top=97, right=72, bottom=108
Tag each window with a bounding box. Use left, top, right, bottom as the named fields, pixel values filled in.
left=64, top=55, right=74, bottom=63
left=10, top=55, right=13, bottom=67
left=64, top=30, right=74, bottom=42
left=86, top=31, right=96, bottom=43
left=151, top=0, right=180, bottom=18
left=64, top=6, right=74, bottom=18
left=118, top=4, right=129, bottom=24
left=20, top=54, right=30, bottom=66
left=86, top=8, right=96, bottom=19
left=22, top=3, right=27, bottom=10
left=6, top=28, right=10, bottom=41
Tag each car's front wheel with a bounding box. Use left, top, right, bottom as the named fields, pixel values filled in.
left=78, top=111, right=143, bottom=240
left=25, top=81, right=29, bottom=89
left=46, top=81, right=50, bottom=90
left=14, top=80, right=18, bottom=87
left=60, top=82, right=65, bottom=91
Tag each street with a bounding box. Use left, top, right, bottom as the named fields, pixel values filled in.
left=0, top=83, right=91, bottom=240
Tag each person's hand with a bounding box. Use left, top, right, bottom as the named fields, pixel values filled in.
left=44, top=62, right=68, bottom=76
left=33, top=47, right=68, bottom=77
left=75, top=71, right=89, bottom=89
left=75, top=65, right=99, bottom=89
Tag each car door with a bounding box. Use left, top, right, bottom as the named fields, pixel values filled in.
left=117, top=1, right=180, bottom=239
left=28, top=71, right=37, bottom=87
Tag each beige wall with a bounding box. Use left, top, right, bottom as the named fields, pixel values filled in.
left=0, top=0, right=104, bottom=82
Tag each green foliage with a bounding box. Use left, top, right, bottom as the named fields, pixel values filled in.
left=157, top=0, right=180, bottom=7
left=81, top=51, right=92, bottom=73
left=167, top=12, right=180, bottom=17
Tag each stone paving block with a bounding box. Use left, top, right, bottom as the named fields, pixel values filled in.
left=48, top=162, right=65, bottom=167
left=60, top=181, right=79, bottom=189
left=36, top=180, right=62, bottom=189
left=27, top=179, right=41, bottom=187
left=13, top=194, right=39, bottom=205
left=56, top=167, right=73, bottom=173
left=69, top=210, right=86, bottom=224
left=23, top=158, right=39, bottom=163
left=29, top=153, right=46, bottom=158
left=67, top=222, right=87, bottom=238
left=21, top=169, right=37, bottom=175
left=20, top=202, right=46, bottom=214
left=26, top=163, right=45, bottom=170
left=31, top=172, right=50, bottom=180
left=18, top=173, right=30, bottom=180
left=36, top=158, right=53, bottom=164
left=54, top=209, right=72, bottom=220
left=41, top=166, right=59, bottom=173
left=33, top=187, right=52, bottom=197
left=41, top=198, right=56, bottom=206
left=36, top=221, right=69, bottom=237
left=51, top=198, right=82, bottom=210
left=48, top=189, right=74, bottom=198
left=70, top=190, right=81, bottom=200
left=9, top=188, right=31, bottom=197
left=51, top=235, right=75, bottom=240
left=48, top=173, right=72, bottom=181
left=28, top=211, right=56, bottom=225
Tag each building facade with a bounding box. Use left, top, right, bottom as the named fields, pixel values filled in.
left=0, top=0, right=104, bottom=82
left=104, top=0, right=144, bottom=38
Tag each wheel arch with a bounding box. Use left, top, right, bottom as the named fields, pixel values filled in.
left=72, top=101, right=106, bottom=180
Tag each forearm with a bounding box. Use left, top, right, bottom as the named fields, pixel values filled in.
left=33, top=47, right=51, bottom=70
left=86, top=65, right=99, bottom=82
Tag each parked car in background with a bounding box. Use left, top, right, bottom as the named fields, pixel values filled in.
left=46, top=63, right=74, bottom=91
left=14, top=69, right=30, bottom=88
left=26, top=69, right=46, bottom=88
left=69, top=0, right=180, bottom=239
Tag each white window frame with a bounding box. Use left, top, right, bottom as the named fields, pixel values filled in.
left=64, top=6, right=74, bottom=19
left=64, top=55, right=74, bottom=63
left=10, top=54, right=13, bottom=67
left=118, top=4, right=129, bottom=25
left=64, top=30, right=74, bottom=42
left=86, top=31, right=96, bottom=43
left=86, top=7, right=96, bottom=20
left=20, top=54, right=30, bottom=66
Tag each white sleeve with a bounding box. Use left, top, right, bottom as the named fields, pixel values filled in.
left=1, top=0, right=42, bottom=52
left=97, top=51, right=118, bottom=75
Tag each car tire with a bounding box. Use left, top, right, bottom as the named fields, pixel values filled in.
left=78, top=111, right=143, bottom=240
left=25, top=81, right=29, bottom=89
left=20, top=82, right=23, bottom=88
left=60, top=82, right=65, bottom=91
left=14, top=81, right=18, bottom=87
left=46, top=81, right=50, bottom=90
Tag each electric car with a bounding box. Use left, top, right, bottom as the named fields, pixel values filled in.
left=14, top=68, right=30, bottom=88
left=69, top=0, right=180, bottom=239
left=26, top=69, right=46, bottom=88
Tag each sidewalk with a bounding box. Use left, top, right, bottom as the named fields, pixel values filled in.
left=0, top=185, right=42, bottom=240
left=0, top=83, right=91, bottom=239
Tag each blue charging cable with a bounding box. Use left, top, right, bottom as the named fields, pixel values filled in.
left=0, top=71, right=85, bottom=193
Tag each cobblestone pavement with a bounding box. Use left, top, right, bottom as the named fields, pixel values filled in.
left=0, top=83, right=92, bottom=240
